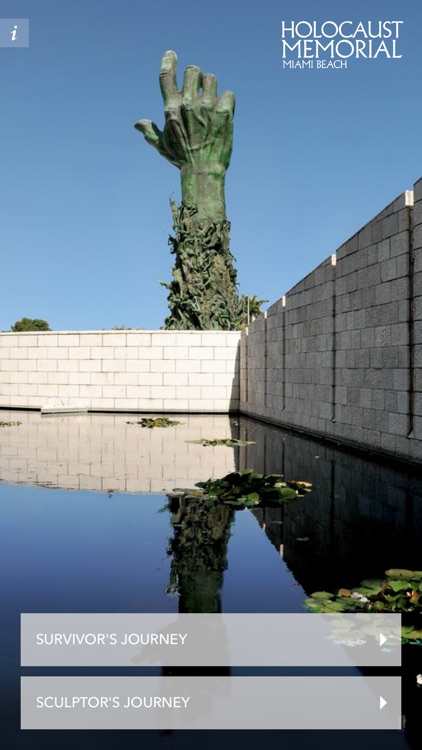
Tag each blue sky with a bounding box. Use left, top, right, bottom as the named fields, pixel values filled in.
left=0, top=0, right=419, bottom=331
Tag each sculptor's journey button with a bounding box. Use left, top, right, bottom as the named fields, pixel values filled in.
left=36, top=695, right=191, bottom=709
left=21, top=676, right=402, bottom=730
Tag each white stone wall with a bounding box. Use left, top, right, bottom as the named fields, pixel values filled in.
left=0, top=331, right=240, bottom=413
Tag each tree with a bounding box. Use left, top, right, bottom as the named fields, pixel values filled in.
left=11, top=318, right=51, bottom=332
left=238, top=294, right=268, bottom=329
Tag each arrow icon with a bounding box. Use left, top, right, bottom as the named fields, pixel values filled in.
left=380, top=633, right=387, bottom=647
left=380, top=696, right=387, bottom=710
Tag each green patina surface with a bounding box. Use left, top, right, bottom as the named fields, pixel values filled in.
left=135, top=51, right=259, bottom=330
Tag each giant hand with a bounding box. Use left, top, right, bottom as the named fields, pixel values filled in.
left=135, top=50, right=235, bottom=222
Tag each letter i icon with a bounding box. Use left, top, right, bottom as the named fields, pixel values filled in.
left=11, top=25, right=18, bottom=41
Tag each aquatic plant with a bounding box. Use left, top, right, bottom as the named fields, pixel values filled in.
left=305, top=569, right=422, bottom=644
left=186, top=438, right=255, bottom=447
left=169, top=469, right=312, bottom=509
left=126, top=417, right=180, bottom=428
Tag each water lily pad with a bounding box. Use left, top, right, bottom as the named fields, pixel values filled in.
left=388, top=580, right=412, bottom=592
left=311, top=592, right=333, bottom=600
left=126, top=417, right=180, bottom=428
left=360, top=579, right=384, bottom=591
left=385, top=569, right=422, bottom=581
left=383, top=594, right=399, bottom=603
left=304, top=599, right=324, bottom=611
left=286, top=480, right=313, bottom=493
left=170, top=470, right=311, bottom=510
left=351, top=587, right=379, bottom=598
left=335, top=597, right=359, bottom=608
left=323, top=600, right=350, bottom=612
left=277, top=487, right=298, bottom=500
left=308, top=570, right=422, bottom=641
left=338, top=588, right=352, bottom=597
left=402, top=629, right=422, bottom=641
left=186, top=438, right=256, bottom=447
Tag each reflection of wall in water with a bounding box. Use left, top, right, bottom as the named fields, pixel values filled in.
left=252, top=506, right=285, bottom=557
left=238, top=418, right=422, bottom=594
left=0, top=412, right=236, bottom=492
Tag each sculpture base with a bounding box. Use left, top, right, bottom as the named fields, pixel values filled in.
left=162, top=202, right=243, bottom=331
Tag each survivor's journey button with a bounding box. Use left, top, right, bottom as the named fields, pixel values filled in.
left=35, top=632, right=187, bottom=646
left=21, top=612, right=402, bottom=668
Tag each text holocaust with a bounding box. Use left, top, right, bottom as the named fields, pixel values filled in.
left=281, top=20, right=403, bottom=58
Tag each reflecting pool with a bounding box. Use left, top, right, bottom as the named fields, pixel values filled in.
left=0, top=410, right=420, bottom=749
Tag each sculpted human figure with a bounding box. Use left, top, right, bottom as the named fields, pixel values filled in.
left=135, top=51, right=242, bottom=330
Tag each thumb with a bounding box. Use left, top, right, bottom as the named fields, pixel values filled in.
left=134, top=119, right=162, bottom=148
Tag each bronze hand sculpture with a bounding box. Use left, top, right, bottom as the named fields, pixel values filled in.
left=135, top=51, right=243, bottom=330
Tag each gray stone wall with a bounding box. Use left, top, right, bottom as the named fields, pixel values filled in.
left=413, top=179, right=422, bottom=445
left=240, top=180, right=422, bottom=465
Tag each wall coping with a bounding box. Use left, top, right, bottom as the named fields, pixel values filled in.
left=0, top=330, right=241, bottom=336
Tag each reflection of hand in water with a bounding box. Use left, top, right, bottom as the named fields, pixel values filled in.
left=130, top=615, right=231, bottom=730
left=147, top=494, right=234, bottom=730
left=130, top=614, right=229, bottom=668
left=160, top=672, right=230, bottom=729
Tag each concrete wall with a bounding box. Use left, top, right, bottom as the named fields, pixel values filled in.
left=1, top=178, right=421, bottom=463
left=240, top=179, right=422, bottom=464
left=0, top=330, right=240, bottom=413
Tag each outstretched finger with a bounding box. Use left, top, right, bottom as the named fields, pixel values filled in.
left=134, top=119, right=162, bottom=147
left=201, top=73, right=217, bottom=105
left=159, top=50, right=178, bottom=105
left=182, top=65, right=202, bottom=101
left=215, top=90, right=235, bottom=117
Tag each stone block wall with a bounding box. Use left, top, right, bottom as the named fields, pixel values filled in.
left=0, top=331, right=240, bottom=413
left=1, top=177, right=421, bottom=464
left=413, top=178, right=422, bottom=443
left=240, top=180, right=422, bottom=464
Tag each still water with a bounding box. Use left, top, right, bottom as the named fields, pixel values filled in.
left=0, top=411, right=420, bottom=749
